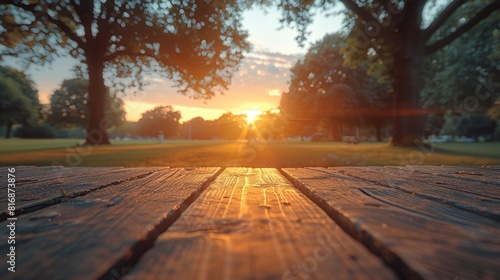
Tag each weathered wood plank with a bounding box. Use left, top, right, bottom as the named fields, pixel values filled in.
left=0, top=166, right=71, bottom=181
left=326, top=166, right=500, bottom=221
left=399, top=165, right=500, bottom=186
left=0, top=168, right=221, bottom=280
left=282, top=168, right=500, bottom=280
left=2, top=166, right=38, bottom=172
left=130, top=168, right=396, bottom=280
left=0, top=167, right=164, bottom=221
left=380, top=166, right=500, bottom=198
left=0, top=166, right=123, bottom=188
left=480, top=165, right=500, bottom=170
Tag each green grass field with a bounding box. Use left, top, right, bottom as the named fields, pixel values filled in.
left=1, top=139, right=499, bottom=167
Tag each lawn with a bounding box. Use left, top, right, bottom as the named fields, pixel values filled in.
left=1, top=139, right=499, bottom=167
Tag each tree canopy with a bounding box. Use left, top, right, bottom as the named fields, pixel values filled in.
left=0, top=65, right=39, bottom=138
left=214, top=113, right=246, bottom=140
left=180, top=117, right=214, bottom=140
left=281, top=33, right=391, bottom=141
left=275, top=0, right=500, bottom=146
left=0, top=0, right=251, bottom=144
left=137, top=105, right=181, bottom=138
left=49, top=79, right=125, bottom=128
left=422, top=4, right=500, bottom=111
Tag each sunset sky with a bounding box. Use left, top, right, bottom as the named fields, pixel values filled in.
left=4, top=6, right=344, bottom=122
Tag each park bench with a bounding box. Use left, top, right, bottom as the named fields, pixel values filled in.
left=1, top=165, right=499, bottom=279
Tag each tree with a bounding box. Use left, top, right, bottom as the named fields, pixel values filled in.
left=214, top=113, right=246, bottom=139
left=137, top=106, right=181, bottom=138
left=0, top=66, right=39, bottom=138
left=420, top=8, right=499, bottom=139
left=49, top=79, right=125, bottom=128
left=422, top=7, right=499, bottom=111
left=254, top=111, right=285, bottom=140
left=1, top=0, right=250, bottom=145
left=111, top=121, right=139, bottom=139
left=276, top=0, right=500, bottom=146
left=281, top=33, right=391, bottom=141
left=180, top=117, right=214, bottom=140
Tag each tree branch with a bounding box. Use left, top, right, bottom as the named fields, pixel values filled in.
left=338, top=0, right=401, bottom=43
left=104, top=48, right=157, bottom=62
left=96, top=0, right=115, bottom=42
left=339, top=0, right=381, bottom=26
left=73, top=1, right=94, bottom=45
left=9, top=2, right=85, bottom=47
left=422, top=0, right=466, bottom=42
left=425, top=0, right=500, bottom=55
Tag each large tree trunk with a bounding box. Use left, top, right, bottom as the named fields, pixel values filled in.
left=391, top=2, right=426, bottom=147
left=391, top=49, right=425, bottom=146
left=85, top=55, right=110, bottom=145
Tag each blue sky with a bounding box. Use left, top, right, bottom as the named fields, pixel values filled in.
left=4, top=5, right=345, bottom=122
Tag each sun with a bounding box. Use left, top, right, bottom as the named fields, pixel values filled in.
left=244, top=110, right=262, bottom=124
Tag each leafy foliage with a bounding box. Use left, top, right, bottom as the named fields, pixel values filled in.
left=0, top=66, right=39, bottom=109
left=0, top=76, right=33, bottom=124
left=180, top=117, right=215, bottom=140
left=253, top=111, right=285, bottom=140
left=0, top=66, right=39, bottom=138
left=280, top=33, right=391, bottom=140
left=422, top=4, right=500, bottom=110
left=1, top=0, right=251, bottom=144
left=274, top=0, right=500, bottom=145
left=0, top=0, right=251, bottom=96
left=49, top=79, right=125, bottom=128
left=214, top=113, right=246, bottom=140
left=111, top=121, right=139, bottom=139
left=137, top=105, right=181, bottom=138
left=14, top=124, right=57, bottom=139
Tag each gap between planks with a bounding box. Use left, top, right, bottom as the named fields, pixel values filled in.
left=128, top=168, right=396, bottom=280
left=0, top=167, right=168, bottom=222
left=323, top=166, right=500, bottom=222
left=99, top=167, right=224, bottom=280
left=280, top=167, right=500, bottom=280
left=278, top=168, right=423, bottom=280
left=0, top=168, right=223, bottom=280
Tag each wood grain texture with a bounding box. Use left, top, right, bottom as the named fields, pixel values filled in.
left=1, top=166, right=74, bottom=181
left=0, top=167, right=163, bottom=221
left=0, top=168, right=220, bottom=280
left=0, top=167, right=127, bottom=191
left=0, top=167, right=124, bottom=189
left=130, top=168, right=396, bottom=280
left=327, top=166, right=500, bottom=221
left=382, top=166, right=500, bottom=197
left=399, top=165, right=500, bottom=186
left=282, top=167, right=500, bottom=280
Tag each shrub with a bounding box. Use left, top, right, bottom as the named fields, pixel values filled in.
left=14, top=124, right=57, bottom=138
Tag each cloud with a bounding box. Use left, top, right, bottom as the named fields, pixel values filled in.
left=111, top=49, right=302, bottom=118
left=255, top=51, right=302, bottom=61
left=267, top=89, right=282, bottom=96
left=267, top=64, right=280, bottom=74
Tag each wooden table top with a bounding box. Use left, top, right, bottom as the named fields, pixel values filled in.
left=1, top=166, right=499, bottom=280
